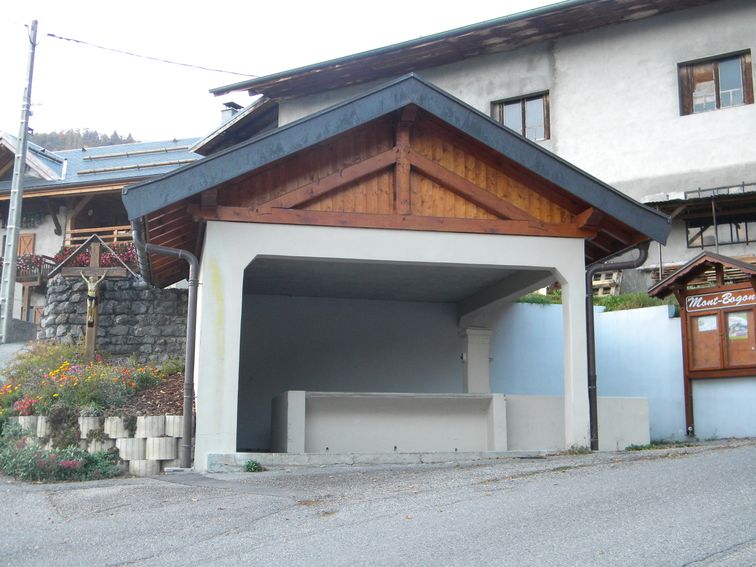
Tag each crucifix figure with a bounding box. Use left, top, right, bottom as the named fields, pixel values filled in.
left=80, top=270, right=108, bottom=327
left=54, top=238, right=132, bottom=362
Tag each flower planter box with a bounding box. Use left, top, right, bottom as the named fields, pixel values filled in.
left=88, top=439, right=116, bottom=454
left=164, top=415, right=184, bottom=438
left=145, top=437, right=177, bottom=460
left=78, top=417, right=103, bottom=439
left=135, top=416, right=165, bottom=438
left=104, top=417, right=132, bottom=439
left=17, top=416, right=38, bottom=434
left=128, top=460, right=161, bottom=477
left=36, top=416, right=49, bottom=438
left=115, top=438, right=146, bottom=461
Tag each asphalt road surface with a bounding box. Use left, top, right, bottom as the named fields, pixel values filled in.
left=1, top=440, right=754, bottom=566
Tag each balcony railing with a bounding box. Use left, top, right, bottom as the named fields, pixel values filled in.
left=65, top=225, right=133, bottom=246
left=0, top=255, right=57, bottom=286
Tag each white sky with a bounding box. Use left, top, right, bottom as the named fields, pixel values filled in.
left=1, top=0, right=557, bottom=142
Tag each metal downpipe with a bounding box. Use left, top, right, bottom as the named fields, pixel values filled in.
left=585, top=241, right=650, bottom=451
left=131, top=220, right=198, bottom=469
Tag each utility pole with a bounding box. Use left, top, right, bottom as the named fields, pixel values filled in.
left=0, top=20, right=38, bottom=343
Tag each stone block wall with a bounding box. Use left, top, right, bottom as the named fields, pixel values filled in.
left=8, top=414, right=189, bottom=477
left=39, top=276, right=188, bottom=362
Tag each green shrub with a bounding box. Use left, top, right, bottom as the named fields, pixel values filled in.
left=0, top=433, right=121, bottom=482
left=159, top=358, right=185, bottom=377
left=46, top=403, right=80, bottom=450
left=517, top=293, right=561, bottom=306
left=244, top=459, right=265, bottom=473
left=593, top=292, right=669, bottom=312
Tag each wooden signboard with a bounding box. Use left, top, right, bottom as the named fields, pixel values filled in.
left=651, top=254, right=756, bottom=436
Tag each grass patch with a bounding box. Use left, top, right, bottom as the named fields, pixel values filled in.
left=626, top=440, right=698, bottom=451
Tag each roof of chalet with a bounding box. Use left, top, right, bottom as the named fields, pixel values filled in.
left=123, top=74, right=670, bottom=244
left=649, top=252, right=756, bottom=297
left=0, top=134, right=201, bottom=196
left=191, top=97, right=279, bottom=156
left=210, top=0, right=721, bottom=100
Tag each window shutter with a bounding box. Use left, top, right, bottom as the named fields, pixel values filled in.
left=678, top=64, right=693, bottom=115
left=18, top=233, right=35, bottom=255
left=742, top=52, right=754, bottom=105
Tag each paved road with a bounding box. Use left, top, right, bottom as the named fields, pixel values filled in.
left=1, top=440, right=754, bottom=566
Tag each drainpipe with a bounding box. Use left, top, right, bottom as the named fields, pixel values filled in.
left=585, top=240, right=650, bottom=451
left=131, top=220, right=198, bottom=469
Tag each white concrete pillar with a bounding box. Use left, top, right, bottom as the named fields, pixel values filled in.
left=560, top=276, right=590, bottom=449
left=193, top=231, right=247, bottom=472
left=462, top=328, right=492, bottom=393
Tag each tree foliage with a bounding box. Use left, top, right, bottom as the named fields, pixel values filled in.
left=30, top=129, right=136, bottom=151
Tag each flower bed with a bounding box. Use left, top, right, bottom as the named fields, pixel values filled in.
left=53, top=243, right=138, bottom=269
left=0, top=343, right=187, bottom=480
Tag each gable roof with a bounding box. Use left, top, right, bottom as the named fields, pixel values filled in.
left=210, top=0, right=721, bottom=100
left=0, top=136, right=201, bottom=197
left=0, top=132, right=65, bottom=181
left=191, top=98, right=279, bottom=156
left=649, top=252, right=756, bottom=297
left=124, top=74, right=669, bottom=244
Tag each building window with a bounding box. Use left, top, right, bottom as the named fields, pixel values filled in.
left=492, top=93, right=550, bottom=141
left=678, top=51, right=754, bottom=115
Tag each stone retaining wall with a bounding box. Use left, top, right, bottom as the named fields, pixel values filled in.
left=8, top=414, right=190, bottom=477
left=39, top=276, right=188, bottom=362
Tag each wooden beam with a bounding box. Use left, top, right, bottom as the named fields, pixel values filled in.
left=255, top=148, right=397, bottom=211
left=191, top=205, right=593, bottom=238
left=408, top=150, right=538, bottom=222
left=60, top=267, right=128, bottom=278
left=574, top=207, right=604, bottom=231
left=394, top=120, right=412, bottom=215
left=201, top=187, right=218, bottom=210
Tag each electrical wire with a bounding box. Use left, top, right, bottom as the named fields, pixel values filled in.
left=45, top=32, right=257, bottom=77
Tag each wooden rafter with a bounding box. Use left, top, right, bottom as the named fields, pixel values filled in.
left=255, top=148, right=397, bottom=211
left=407, top=150, right=537, bottom=222
left=575, top=207, right=604, bottom=231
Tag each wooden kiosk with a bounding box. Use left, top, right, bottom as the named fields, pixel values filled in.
left=650, top=252, right=756, bottom=435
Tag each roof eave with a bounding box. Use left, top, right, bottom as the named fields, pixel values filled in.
left=126, top=74, right=670, bottom=244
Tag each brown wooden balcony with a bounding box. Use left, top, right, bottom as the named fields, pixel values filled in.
left=65, top=225, right=133, bottom=246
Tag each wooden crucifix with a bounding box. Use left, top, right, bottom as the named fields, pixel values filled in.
left=59, top=241, right=129, bottom=361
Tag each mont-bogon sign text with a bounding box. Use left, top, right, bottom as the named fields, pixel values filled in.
left=686, top=289, right=756, bottom=312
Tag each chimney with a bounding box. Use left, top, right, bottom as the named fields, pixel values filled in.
left=221, top=102, right=243, bottom=124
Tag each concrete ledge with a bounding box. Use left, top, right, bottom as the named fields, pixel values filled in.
left=206, top=450, right=551, bottom=472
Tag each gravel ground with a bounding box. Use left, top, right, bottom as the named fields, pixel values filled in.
left=1, top=439, right=754, bottom=566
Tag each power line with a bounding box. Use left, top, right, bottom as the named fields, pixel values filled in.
left=46, top=32, right=257, bottom=78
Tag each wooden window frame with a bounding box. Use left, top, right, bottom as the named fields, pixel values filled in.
left=18, top=233, right=35, bottom=256
left=678, top=51, right=754, bottom=116
left=491, top=92, right=550, bottom=141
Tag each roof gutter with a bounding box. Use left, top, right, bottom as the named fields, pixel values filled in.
left=131, top=219, right=198, bottom=469
left=585, top=240, right=650, bottom=451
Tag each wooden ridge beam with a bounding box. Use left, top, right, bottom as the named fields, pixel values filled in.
left=407, top=149, right=537, bottom=222
left=190, top=205, right=593, bottom=238
left=255, top=148, right=397, bottom=211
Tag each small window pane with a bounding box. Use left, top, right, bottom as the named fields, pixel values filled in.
left=727, top=311, right=756, bottom=366
left=524, top=97, right=545, bottom=141
left=503, top=102, right=522, bottom=134
left=690, top=314, right=721, bottom=370
left=718, top=58, right=743, bottom=109
left=692, top=62, right=716, bottom=113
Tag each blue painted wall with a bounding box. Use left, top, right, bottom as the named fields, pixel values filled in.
left=490, top=302, right=755, bottom=441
